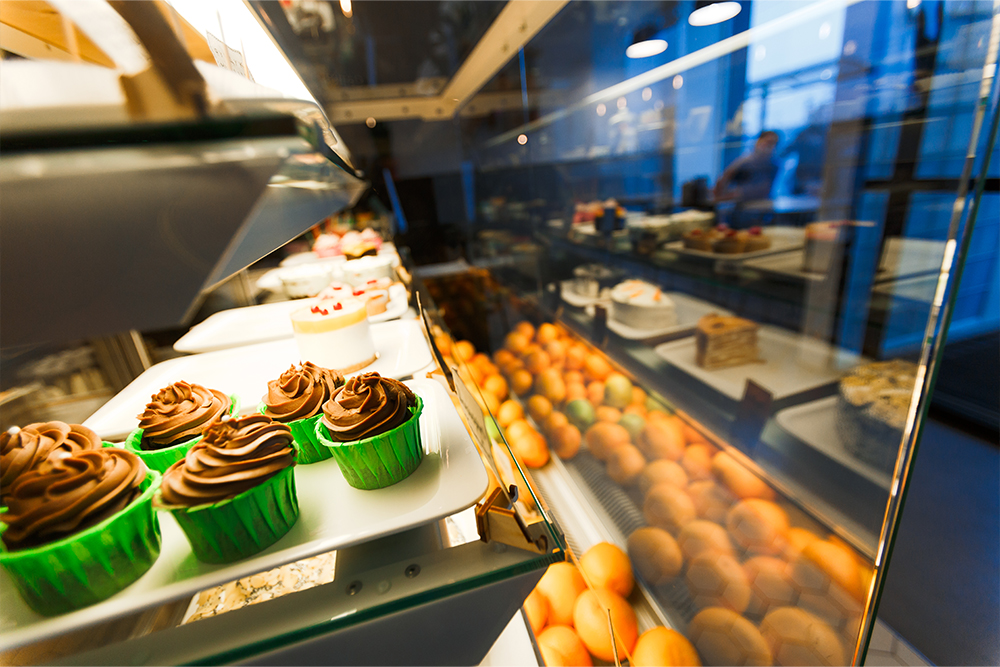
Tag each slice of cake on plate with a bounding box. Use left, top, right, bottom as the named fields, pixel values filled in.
left=695, top=314, right=761, bottom=370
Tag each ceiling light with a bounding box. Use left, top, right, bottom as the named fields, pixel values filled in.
left=642, top=87, right=652, bottom=101
left=689, top=1, right=741, bottom=27
left=340, top=0, right=352, bottom=18
left=517, top=134, right=528, bottom=145
left=626, top=26, right=667, bottom=59
left=596, top=103, right=607, bottom=116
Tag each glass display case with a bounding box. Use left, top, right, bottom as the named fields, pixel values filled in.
left=2, top=1, right=998, bottom=666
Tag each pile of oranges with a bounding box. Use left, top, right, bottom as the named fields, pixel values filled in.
left=525, top=542, right=701, bottom=666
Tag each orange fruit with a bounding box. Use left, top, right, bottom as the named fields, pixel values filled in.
left=565, top=382, right=587, bottom=402
left=631, top=386, right=647, bottom=406
left=538, top=626, right=592, bottom=667
left=524, top=587, right=549, bottom=634
left=471, top=352, right=491, bottom=372
left=606, top=444, right=647, bottom=485
left=646, top=410, right=671, bottom=424
left=506, top=418, right=535, bottom=441
left=493, top=349, right=516, bottom=369
left=632, top=627, right=702, bottom=667
left=584, top=422, right=631, bottom=461
left=434, top=334, right=453, bottom=357
left=681, top=422, right=708, bottom=446
left=595, top=405, right=622, bottom=423
left=539, top=644, right=567, bottom=667
left=544, top=411, right=570, bottom=435
left=515, top=321, right=536, bottom=340
left=637, top=419, right=685, bottom=461
left=623, top=403, right=647, bottom=417
left=505, top=331, right=530, bottom=354
left=525, top=349, right=552, bottom=374
left=512, top=431, right=550, bottom=468
left=564, top=370, right=584, bottom=386
left=483, top=374, right=509, bottom=401
left=565, top=345, right=587, bottom=371
left=550, top=424, right=582, bottom=459
left=527, top=395, right=554, bottom=424
left=580, top=542, right=635, bottom=597
left=467, top=363, right=485, bottom=388
left=454, top=340, right=476, bottom=362
left=536, top=562, right=588, bottom=626
left=681, top=444, right=714, bottom=481
left=511, top=369, right=535, bottom=396
left=546, top=340, right=567, bottom=367
left=573, top=589, right=638, bottom=662
left=584, top=354, right=612, bottom=382
left=537, top=369, right=567, bottom=404
left=497, top=400, right=524, bottom=428
left=500, top=356, right=525, bottom=378
left=537, top=322, right=560, bottom=345
left=478, top=389, right=501, bottom=416
left=586, top=381, right=605, bottom=407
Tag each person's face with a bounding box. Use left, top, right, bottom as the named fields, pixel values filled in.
left=756, top=135, right=778, bottom=156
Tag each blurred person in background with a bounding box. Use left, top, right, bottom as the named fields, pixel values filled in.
left=713, top=130, right=780, bottom=203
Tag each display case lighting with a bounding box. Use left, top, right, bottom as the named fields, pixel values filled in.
left=626, top=26, right=667, bottom=59
left=689, top=1, right=742, bottom=27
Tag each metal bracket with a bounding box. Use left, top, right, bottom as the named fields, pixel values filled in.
left=475, top=487, right=550, bottom=554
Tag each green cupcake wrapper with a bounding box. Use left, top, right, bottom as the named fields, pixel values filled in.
left=161, top=465, right=299, bottom=564
left=314, top=396, right=424, bottom=490
left=257, top=403, right=331, bottom=465
left=123, top=395, right=240, bottom=474
left=0, top=470, right=162, bottom=617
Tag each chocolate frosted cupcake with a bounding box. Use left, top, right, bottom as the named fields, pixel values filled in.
left=315, top=372, right=424, bottom=490
left=159, top=414, right=298, bottom=563
left=125, top=381, right=237, bottom=474
left=0, top=448, right=160, bottom=616
left=1, top=421, right=103, bottom=505
left=259, top=362, right=344, bottom=464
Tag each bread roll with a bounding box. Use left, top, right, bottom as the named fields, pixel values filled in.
left=726, top=499, right=790, bottom=556
left=689, top=607, right=772, bottom=666
left=643, top=483, right=696, bottom=534
left=686, top=552, right=752, bottom=613
left=627, top=527, right=683, bottom=585
left=759, top=607, right=845, bottom=666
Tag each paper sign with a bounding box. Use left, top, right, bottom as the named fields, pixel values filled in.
left=206, top=31, right=252, bottom=80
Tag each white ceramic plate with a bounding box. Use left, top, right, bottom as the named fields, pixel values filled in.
left=661, top=226, right=804, bottom=261
left=606, top=293, right=732, bottom=341
left=1, top=378, right=489, bottom=648
left=773, top=396, right=891, bottom=489
left=87, top=319, right=433, bottom=441
left=173, top=284, right=409, bottom=354
left=654, top=326, right=862, bottom=401
left=560, top=281, right=609, bottom=308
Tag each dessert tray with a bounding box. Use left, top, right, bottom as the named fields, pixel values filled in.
left=606, top=293, right=732, bottom=342
left=88, top=319, right=433, bottom=442
left=654, top=326, right=862, bottom=402
left=661, top=226, right=804, bottom=261
left=768, top=396, right=892, bottom=489
left=174, top=284, right=410, bottom=353
left=1, top=378, right=488, bottom=648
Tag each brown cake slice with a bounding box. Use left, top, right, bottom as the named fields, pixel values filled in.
left=695, top=314, right=761, bottom=370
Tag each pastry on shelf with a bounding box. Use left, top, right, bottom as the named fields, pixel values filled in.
left=682, top=227, right=718, bottom=251
left=743, top=226, right=771, bottom=252
left=836, top=359, right=917, bottom=471
left=260, top=361, right=344, bottom=465
left=712, top=229, right=748, bottom=254
left=290, top=298, right=378, bottom=374
left=802, top=221, right=846, bottom=273
left=609, top=279, right=678, bottom=330
left=695, top=313, right=761, bottom=370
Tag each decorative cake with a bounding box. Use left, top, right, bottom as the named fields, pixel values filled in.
left=713, top=229, right=748, bottom=254
left=802, top=222, right=845, bottom=273
left=290, top=298, right=377, bottom=374
left=835, top=360, right=918, bottom=471
left=682, top=228, right=718, bottom=251
left=743, top=226, right=771, bottom=252
left=610, top=280, right=678, bottom=330
left=695, top=314, right=761, bottom=370
left=343, top=255, right=394, bottom=286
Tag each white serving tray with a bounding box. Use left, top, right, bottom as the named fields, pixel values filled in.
left=174, top=284, right=409, bottom=354
left=0, top=378, right=488, bottom=649
left=606, top=293, right=732, bottom=341
left=661, top=226, right=804, bottom=261
left=654, top=326, right=862, bottom=401
left=773, top=396, right=892, bottom=489
left=87, top=319, right=432, bottom=442
left=743, top=251, right=827, bottom=282
left=560, top=281, right=609, bottom=308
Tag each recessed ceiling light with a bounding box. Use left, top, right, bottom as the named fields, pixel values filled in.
left=626, top=38, right=668, bottom=59
left=689, top=1, right=741, bottom=27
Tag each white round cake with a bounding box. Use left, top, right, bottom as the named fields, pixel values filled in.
left=289, top=298, right=377, bottom=373
left=610, top=280, right=678, bottom=330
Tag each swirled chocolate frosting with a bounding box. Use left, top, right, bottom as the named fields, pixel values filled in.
left=159, top=414, right=295, bottom=507
left=1, top=422, right=103, bottom=505
left=262, top=362, right=344, bottom=423
left=1, top=448, right=145, bottom=551
left=137, top=381, right=229, bottom=450
left=321, top=372, right=416, bottom=442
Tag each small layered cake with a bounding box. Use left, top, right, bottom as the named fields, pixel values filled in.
left=713, top=229, right=748, bottom=254
left=610, top=280, right=678, bottom=330
left=836, top=360, right=918, bottom=471
left=290, top=299, right=378, bottom=374
left=695, top=314, right=761, bottom=370
left=343, top=255, right=394, bottom=286
left=682, top=228, right=719, bottom=251
left=744, top=226, right=771, bottom=252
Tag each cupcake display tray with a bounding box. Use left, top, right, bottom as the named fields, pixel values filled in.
left=86, top=319, right=433, bottom=442
left=660, top=226, right=804, bottom=261
left=605, top=293, right=732, bottom=342
left=654, top=326, right=863, bottom=403
left=174, top=283, right=410, bottom=353
left=0, top=378, right=489, bottom=648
